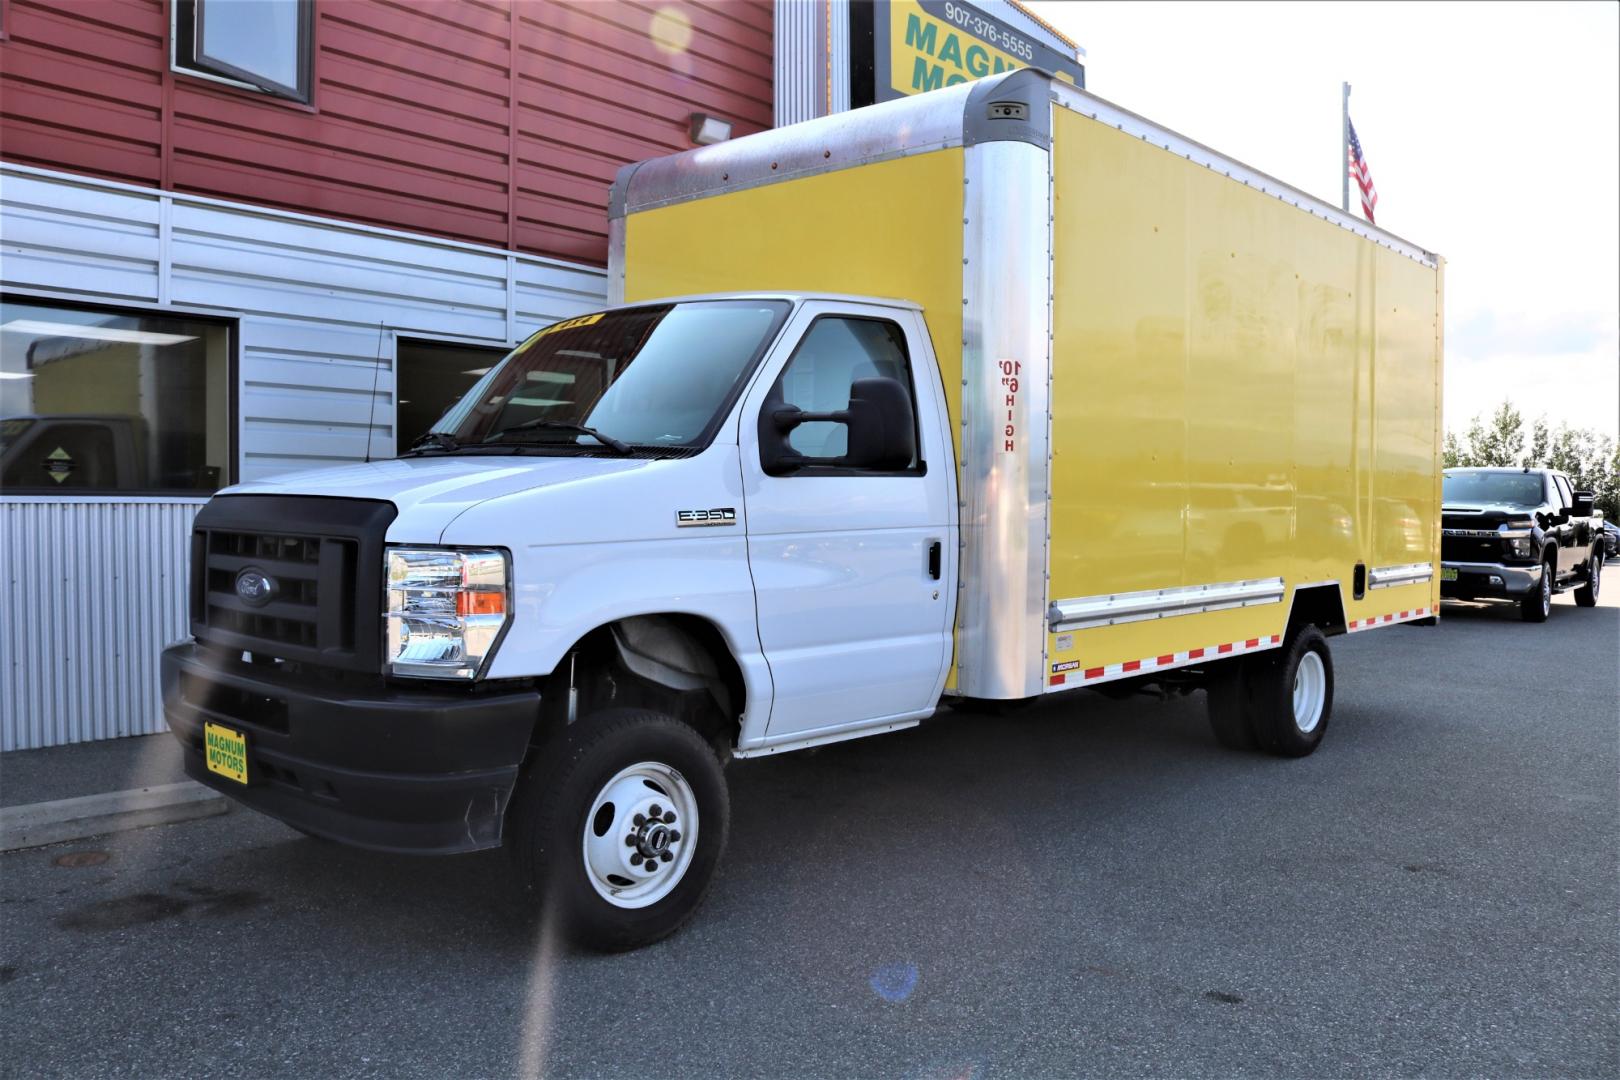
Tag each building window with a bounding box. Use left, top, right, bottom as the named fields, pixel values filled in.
left=0, top=300, right=232, bottom=494
left=395, top=339, right=511, bottom=454
left=174, top=0, right=313, bottom=104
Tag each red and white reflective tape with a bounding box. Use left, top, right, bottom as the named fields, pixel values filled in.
left=1047, top=633, right=1283, bottom=690
left=1347, top=605, right=1429, bottom=632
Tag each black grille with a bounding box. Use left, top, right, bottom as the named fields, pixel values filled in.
left=190, top=495, right=396, bottom=673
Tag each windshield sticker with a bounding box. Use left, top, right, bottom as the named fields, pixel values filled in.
left=534, top=313, right=604, bottom=339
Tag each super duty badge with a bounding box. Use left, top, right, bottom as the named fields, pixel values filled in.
left=676, top=507, right=737, bottom=527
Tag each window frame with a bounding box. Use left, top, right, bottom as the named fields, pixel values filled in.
left=394, top=335, right=512, bottom=457
left=760, top=313, right=928, bottom=479
left=172, top=0, right=315, bottom=106
left=0, top=291, right=239, bottom=497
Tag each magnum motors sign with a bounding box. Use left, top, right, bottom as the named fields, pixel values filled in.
left=861, top=0, right=1085, bottom=104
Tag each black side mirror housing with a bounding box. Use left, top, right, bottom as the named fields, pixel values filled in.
left=1571, top=491, right=1595, bottom=517
left=760, top=376, right=916, bottom=475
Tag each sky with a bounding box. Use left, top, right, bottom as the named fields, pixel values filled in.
left=1025, top=0, right=1620, bottom=438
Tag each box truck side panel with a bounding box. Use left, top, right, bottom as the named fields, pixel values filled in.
left=619, top=149, right=967, bottom=433
left=1045, top=104, right=1440, bottom=683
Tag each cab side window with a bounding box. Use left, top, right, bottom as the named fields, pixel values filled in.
left=770, top=317, right=920, bottom=469
left=1553, top=474, right=1573, bottom=509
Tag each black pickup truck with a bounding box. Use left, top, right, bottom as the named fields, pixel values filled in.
left=1441, top=467, right=1604, bottom=622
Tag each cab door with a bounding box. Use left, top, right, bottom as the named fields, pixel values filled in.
left=737, top=302, right=956, bottom=743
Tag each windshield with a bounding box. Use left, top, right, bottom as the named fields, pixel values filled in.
left=424, top=301, right=790, bottom=454
left=1443, top=470, right=1545, bottom=506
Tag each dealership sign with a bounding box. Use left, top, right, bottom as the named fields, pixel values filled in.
left=869, top=0, right=1084, bottom=102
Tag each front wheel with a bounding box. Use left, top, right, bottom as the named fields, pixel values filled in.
left=508, top=708, right=730, bottom=951
left=1574, top=551, right=1601, bottom=607
left=1520, top=560, right=1553, bottom=622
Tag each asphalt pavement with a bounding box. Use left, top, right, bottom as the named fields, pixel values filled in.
left=3, top=587, right=1616, bottom=1079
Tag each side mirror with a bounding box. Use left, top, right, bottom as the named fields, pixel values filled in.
left=760, top=377, right=916, bottom=475
left=1572, top=491, right=1595, bottom=517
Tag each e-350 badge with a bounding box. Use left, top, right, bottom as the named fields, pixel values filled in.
left=676, top=507, right=737, bottom=527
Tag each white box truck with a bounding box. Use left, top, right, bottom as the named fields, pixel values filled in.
left=163, top=71, right=1444, bottom=949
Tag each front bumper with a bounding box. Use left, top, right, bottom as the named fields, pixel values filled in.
left=161, top=642, right=539, bottom=854
left=1440, top=560, right=1543, bottom=600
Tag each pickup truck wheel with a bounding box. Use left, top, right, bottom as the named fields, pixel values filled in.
left=1574, top=551, right=1601, bottom=607
left=1205, top=660, right=1256, bottom=750
left=508, top=708, right=729, bottom=952
left=1244, top=626, right=1333, bottom=757
left=1520, top=560, right=1553, bottom=622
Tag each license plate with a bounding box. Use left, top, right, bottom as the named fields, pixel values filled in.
left=1440, top=566, right=1458, bottom=582
left=204, top=722, right=248, bottom=785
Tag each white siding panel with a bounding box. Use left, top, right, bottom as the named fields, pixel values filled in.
left=1, top=500, right=202, bottom=751
left=0, top=164, right=608, bottom=746
left=0, top=171, right=161, bottom=300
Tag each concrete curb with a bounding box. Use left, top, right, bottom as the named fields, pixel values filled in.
left=0, top=782, right=229, bottom=852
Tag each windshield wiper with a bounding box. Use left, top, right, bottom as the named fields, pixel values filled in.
left=484, top=419, right=632, bottom=455
left=405, top=431, right=462, bottom=453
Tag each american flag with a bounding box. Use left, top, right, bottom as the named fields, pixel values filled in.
left=1347, top=118, right=1377, bottom=223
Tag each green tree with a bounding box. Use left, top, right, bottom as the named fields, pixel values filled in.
left=1451, top=401, right=1525, bottom=467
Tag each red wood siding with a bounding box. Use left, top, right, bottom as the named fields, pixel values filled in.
left=0, top=0, right=772, bottom=265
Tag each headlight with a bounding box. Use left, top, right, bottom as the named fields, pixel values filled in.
left=1498, top=521, right=1534, bottom=559
left=385, top=548, right=509, bottom=679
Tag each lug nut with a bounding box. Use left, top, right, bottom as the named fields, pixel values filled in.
left=633, top=813, right=646, bottom=827
left=663, top=811, right=676, bottom=824
left=660, top=851, right=673, bottom=862
left=630, top=852, right=643, bottom=865
left=649, top=804, right=663, bottom=818
left=668, top=830, right=681, bottom=843
left=624, top=835, right=636, bottom=847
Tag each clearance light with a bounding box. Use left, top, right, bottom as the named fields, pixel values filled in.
left=385, top=548, right=509, bottom=679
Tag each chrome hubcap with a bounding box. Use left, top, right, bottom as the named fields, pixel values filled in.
left=1292, top=650, right=1326, bottom=734
left=582, top=762, right=698, bottom=909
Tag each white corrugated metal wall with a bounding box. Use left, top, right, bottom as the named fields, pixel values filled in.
left=0, top=163, right=608, bottom=749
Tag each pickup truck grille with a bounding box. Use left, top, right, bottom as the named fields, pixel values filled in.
left=189, top=496, right=396, bottom=673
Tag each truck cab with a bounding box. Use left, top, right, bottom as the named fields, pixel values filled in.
left=1440, top=467, right=1605, bottom=620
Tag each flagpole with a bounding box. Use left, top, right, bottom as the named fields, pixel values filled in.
left=1341, top=82, right=1350, bottom=212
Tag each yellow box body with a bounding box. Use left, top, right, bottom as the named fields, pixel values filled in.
left=613, top=74, right=1442, bottom=697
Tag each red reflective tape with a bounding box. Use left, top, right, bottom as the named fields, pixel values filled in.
left=1244, top=638, right=1259, bottom=648
left=1157, top=654, right=1175, bottom=665
left=1399, top=611, right=1409, bottom=619
left=1049, top=674, right=1063, bottom=686
left=1188, top=648, right=1205, bottom=659
left=1218, top=644, right=1233, bottom=654
left=1084, top=666, right=1106, bottom=679
left=1122, top=660, right=1141, bottom=672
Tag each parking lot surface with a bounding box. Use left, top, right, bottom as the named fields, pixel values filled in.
left=3, top=589, right=1616, bottom=1079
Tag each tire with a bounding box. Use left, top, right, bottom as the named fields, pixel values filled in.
left=1520, top=558, right=1553, bottom=622
left=1205, top=659, right=1256, bottom=750
left=1574, top=551, right=1601, bottom=607
left=1241, top=625, right=1333, bottom=758
left=507, top=708, right=729, bottom=952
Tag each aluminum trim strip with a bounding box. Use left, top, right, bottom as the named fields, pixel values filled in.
left=954, top=135, right=1053, bottom=699
left=1368, top=562, right=1434, bottom=588
left=1047, top=82, right=1438, bottom=268
left=1047, top=577, right=1286, bottom=631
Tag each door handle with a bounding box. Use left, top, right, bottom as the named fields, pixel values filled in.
left=928, top=540, right=942, bottom=580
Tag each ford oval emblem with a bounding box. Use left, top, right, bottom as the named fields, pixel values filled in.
left=234, top=567, right=277, bottom=607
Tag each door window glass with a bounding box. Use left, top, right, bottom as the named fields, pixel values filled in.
left=1553, top=475, right=1573, bottom=509
left=0, top=299, right=231, bottom=493
left=774, top=317, right=916, bottom=464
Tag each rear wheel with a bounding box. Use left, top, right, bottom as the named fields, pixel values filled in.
left=508, top=708, right=729, bottom=951
left=1520, top=559, right=1553, bottom=622
left=1574, top=551, right=1601, bottom=607
left=1242, top=626, right=1334, bottom=758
